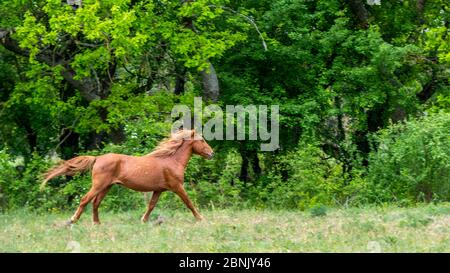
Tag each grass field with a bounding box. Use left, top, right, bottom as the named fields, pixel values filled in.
left=0, top=204, right=449, bottom=253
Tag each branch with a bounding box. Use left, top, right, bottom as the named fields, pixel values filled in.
left=60, top=67, right=101, bottom=101
left=74, top=40, right=101, bottom=48
left=0, top=28, right=102, bottom=102
left=0, top=28, right=27, bottom=55
left=54, top=117, right=79, bottom=152
left=416, top=0, right=426, bottom=25
left=208, top=5, right=267, bottom=51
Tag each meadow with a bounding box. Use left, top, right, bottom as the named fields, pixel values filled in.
left=1, top=204, right=448, bottom=253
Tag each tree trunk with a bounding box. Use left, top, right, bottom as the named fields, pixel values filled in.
left=239, top=145, right=261, bottom=183
left=178, top=2, right=220, bottom=101
left=416, top=0, right=426, bottom=24
left=251, top=151, right=262, bottom=177
left=12, top=111, right=37, bottom=155
left=355, top=106, right=385, bottom=166
left=348, top=0, right=369, bottom=29
left=59, top=130, right=80, bottom=159
left=174, top=63, right=187, bottom=95
left=201, top=61, right=220, bottom=102
left=239, top=152, right=249, bottom=183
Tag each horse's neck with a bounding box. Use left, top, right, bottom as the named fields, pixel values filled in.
left=171, top=141, right=193, bottom=168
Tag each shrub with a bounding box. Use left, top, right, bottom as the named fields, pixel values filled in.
left=367, top=111, right=450, bottom=203
left=252, top=143, right=368, bottom=209
left=2, top=111, right=448, bottom=212
left=309, top=204, right=328, bottom=217
left=0, top=151, right=63, bottom=212
left=0, top=149, right=18, bottom=210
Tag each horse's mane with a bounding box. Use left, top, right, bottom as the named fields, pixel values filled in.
left=148, top=130, right=195, bottom=158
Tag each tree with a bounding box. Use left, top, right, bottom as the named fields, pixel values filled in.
left=0, top=0, right=246, bottom=156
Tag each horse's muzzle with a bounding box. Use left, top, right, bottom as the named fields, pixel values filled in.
left=207, top=152, right=214, bottom=159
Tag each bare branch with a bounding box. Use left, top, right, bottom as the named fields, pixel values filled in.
left=208, top=5, right=267, bottom=51
left=54, top=117, right=79, bottom=152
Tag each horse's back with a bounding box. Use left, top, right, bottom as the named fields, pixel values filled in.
left=92, top=153, right=128, bottom=174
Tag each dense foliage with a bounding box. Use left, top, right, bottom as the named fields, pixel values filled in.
left=0, top=0, right=449, bottom=211
left=367, top=111, right=450, bottom=204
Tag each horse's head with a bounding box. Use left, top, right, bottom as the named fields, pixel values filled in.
left=190, top=130, right=214, bottom=160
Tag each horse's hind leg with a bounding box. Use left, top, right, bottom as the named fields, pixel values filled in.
left=141, top=191, right=162, bottom=223
left=70, top=176, right=110, bottom=224
left=70, top=188, right=99, bottom=224
left=92, top=185, right=112, bottom=225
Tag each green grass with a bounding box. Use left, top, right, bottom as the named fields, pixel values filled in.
left=0, top=204, right=449, bottom=252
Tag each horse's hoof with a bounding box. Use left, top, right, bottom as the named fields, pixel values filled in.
left=141, top=216, right=149, bottom=223
left=195, top=216, right=204, bottom=222
left=93, top=221, right=101, bottom=225
left=65, top=220, right=74, bottom=227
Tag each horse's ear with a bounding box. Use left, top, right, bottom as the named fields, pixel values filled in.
left=191, top=129, right=196, bottom=138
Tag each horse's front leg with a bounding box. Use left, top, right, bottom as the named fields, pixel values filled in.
left=141, top=191, right=162, bottom=223
left=173, top=185, right=203, bottom=221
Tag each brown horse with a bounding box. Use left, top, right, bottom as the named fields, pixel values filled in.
left=42, top=129, right=214, bottom=224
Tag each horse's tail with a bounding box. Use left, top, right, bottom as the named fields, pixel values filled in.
left=41, top=156, right=96, bottom=190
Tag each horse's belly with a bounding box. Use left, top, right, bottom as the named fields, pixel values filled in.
left=114, top=176, right=167, bottom=192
